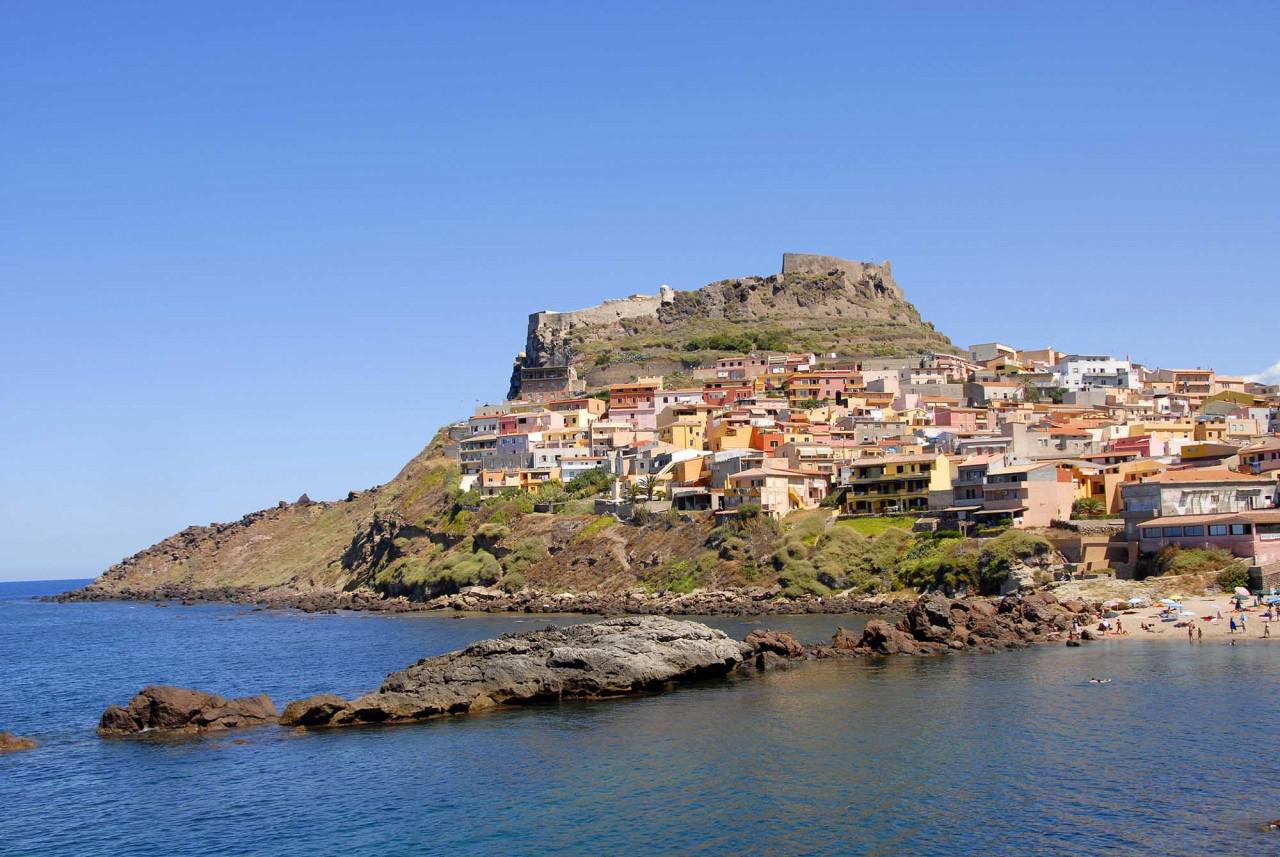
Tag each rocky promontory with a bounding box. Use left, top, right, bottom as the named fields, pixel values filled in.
left=97, top=685, right=279, bottom=737
left=281, top=615, right=750, bottom=728
left=833, top=590, right=1086, bottom=656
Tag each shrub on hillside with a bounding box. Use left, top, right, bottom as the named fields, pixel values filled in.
left=1215, top=563, right=1251, bottom=591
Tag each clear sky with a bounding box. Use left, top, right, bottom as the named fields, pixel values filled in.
left=2, top=2, right=1278, bottom=580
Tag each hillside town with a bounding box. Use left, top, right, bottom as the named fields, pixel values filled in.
left=444, top=345, right=1280, bottom=585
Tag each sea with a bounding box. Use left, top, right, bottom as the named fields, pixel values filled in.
left=2, top=578, right=1278, bottom=857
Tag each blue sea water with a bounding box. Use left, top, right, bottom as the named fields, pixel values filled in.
left=3, top=579, right=1279, bottom=857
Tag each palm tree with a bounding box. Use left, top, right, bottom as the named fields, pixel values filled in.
left=1073, top=497, right=1105, bottom=519
left=638, top=475, right=663, bottom=501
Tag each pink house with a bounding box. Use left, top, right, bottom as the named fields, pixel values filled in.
left=1137, top=509, right=1280, bottom=566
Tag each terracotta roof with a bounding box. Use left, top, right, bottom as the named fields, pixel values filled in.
left=727, top=466, right=825, bottom=480
left=1140, top=468, right=1272, bottom=484
left=1137, top=509, right=1280, bottom=527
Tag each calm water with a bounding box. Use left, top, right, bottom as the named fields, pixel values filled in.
left=3, top=579, right=1278, bottom=856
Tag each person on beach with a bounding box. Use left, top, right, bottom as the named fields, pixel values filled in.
left=1265, top=624, right=1271, bottom=639
left=1230, top=617, right=1237, bottom=634
left=1197, top=626, right=1203, bottom=642
left=1188, top=624, right=1194, bottom=642
left=1241, top=613, right=1247, bottom=632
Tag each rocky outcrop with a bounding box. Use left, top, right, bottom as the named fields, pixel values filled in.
left=509, top=252, right=954, bottom=398
left=281, top=616, right=750, bottom=728
left=0, top=731, right=38, bottom=752
left=97, top=686, right=278, bottom=737
left=744, top=628, right=806, bottom=669
left=53, top=582, right=893, bottom=617
left=846, top=591, right=1087, bottom=656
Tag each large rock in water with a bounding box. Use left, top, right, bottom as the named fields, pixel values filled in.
left=97, top=686, right=278, bottom=737
left=849, top=591, right=1083, bottom=656
left=281, top=616, right=750, bottom=728
left=0, top=731, right=38, bottom=752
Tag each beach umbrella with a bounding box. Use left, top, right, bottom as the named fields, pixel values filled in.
left=1103, top=610, right=1120, bottom=618
left=1128, top=597, right=1148, bottom=606
left=1159, top=598, right=1181, bottom=607
left=1265, top=596, right=1280, bottom=605
left=1234, top=586, right=1252, bottom=598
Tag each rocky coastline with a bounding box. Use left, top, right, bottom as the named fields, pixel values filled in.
left=77, top=593, right=1093, bottom=742
left=48, top=582, right=896, bottom=617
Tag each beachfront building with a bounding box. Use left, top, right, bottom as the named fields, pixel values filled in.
left=1136, top=509, right=1280, bottom=566
left=1120, top=469, right=1280, bottom=537
left=979, top=461, right=1075, bottom=529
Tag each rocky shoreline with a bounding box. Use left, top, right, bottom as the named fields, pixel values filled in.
left=47, top=583, right=896, bottom=617
left=74, top=593, right=1095, bottom=742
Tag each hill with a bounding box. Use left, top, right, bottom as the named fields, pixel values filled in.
left=509, top=252, right=955, bottom=397
left=69, top=252, right=969, bottom=607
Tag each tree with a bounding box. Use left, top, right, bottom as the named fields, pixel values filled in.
left=1073, top=497, right=1105, bottom=519
left=638, top=475, right=663, bottom=501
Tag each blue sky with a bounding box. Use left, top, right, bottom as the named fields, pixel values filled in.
left=2, top=2, right=1278, bottom=579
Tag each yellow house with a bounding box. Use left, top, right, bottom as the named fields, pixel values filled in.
left=838, top=453, right=951, bottom=515
left=559, top=408, right=600, bottom=431
left=725, top=466, right=829, bottom=518
left=782, top=423, right=815, bottom=445
left=1102, top=458, right=1167, bottom=513
left=1192, top=420, right=1226, bottom=443
left=1128, top=419, right=1195, bottom=444
left=707, top=419, right=754, bottom=451
left=659, top=416, right=706, bottom=450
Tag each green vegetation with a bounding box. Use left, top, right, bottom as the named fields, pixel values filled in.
left=684, top=329, right=789, bottom=353
left=499, top=537, right=548, bottom=592
left=637, top=475, right=664, bottom=501
left=1072, top=497, right=1107, bottom=519
left=642, top=551, right=719, bottom=594
left=1216, top=563, right=1251, bottom=591
left=1136, top=545, right=1242, bottom=581
left=783, top=509, right=830, bottom=545
left=834, top=516, right=917, bottom=536
left=564, top=468, right=614, bottom=498
left=574, top=514, right=617, bottom=543
left=896, top=529, right=1052, bottom=595
left=376, top=540, right=501, bottom=598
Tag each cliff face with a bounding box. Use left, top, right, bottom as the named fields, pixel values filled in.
left=508, top=252, right=953, bottom=398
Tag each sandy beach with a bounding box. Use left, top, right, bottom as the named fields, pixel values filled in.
left=1084, top=594, right=1278, bottom=644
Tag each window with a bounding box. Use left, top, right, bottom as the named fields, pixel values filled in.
left=1162, top=527, right=1182, bottom=537
left=1209, top=525, right=1229, bottom=536
left=1230, top=524, right=1251, bottom=535
left=1183, top=526, right=1204, bottom=537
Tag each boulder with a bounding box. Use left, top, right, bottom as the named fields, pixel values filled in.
left=744, top=629, right=804, bottom=658
left=281, top=616, right=750, bottom=728
left=279, top=694, right=350, bottom=727
left=855, top=619, right=922, bottom=655
left=831, top=626, right=861, bottom=651
left=97, top=686, right=278, bottom=737
left=0, top=731, right=37, bottom=752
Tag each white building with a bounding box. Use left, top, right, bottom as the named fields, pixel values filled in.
left=1054, top=355, right=1139, bottom=392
